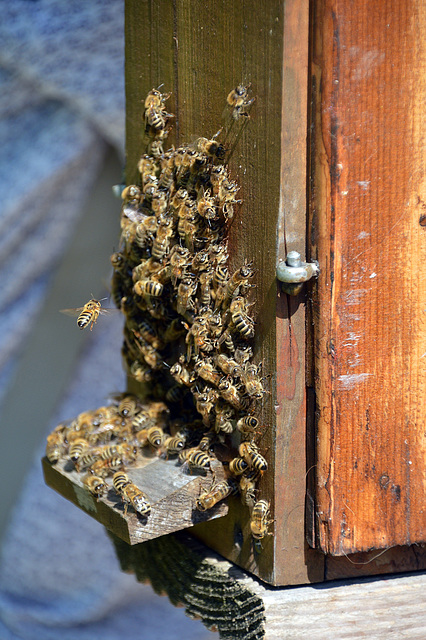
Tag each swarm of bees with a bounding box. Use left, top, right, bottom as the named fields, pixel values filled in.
left=47, top=84, right=271, bottom=542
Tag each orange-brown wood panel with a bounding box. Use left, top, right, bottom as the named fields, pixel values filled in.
left=311, top=0, right=426, bottom=555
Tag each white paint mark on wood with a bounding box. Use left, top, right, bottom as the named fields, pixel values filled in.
left=338, top=373, right=372, bottom=389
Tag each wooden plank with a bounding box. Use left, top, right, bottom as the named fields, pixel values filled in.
left=310, top=0, right=426, bottom=554
left=42, top=456, right=227, bottom=544
left=124, top=0, right=294, bottom=585
left=111, top=530, right=426, bottom=640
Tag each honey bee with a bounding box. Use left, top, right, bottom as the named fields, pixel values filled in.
left=116, top=394, right=140, bottom=418
left=121, top=184, right=142, bottom=205
left=129, top=360, right=154, bottom=383
left=197, top=269, right=214, bottom=307
left=61, top=298, right=108, bottom=331
left=250, top=499, right=272, bottom=540
left=131, top=330, right=163, bottom=369
left=96, top=442, right=137, bottom=464
left=83, top=473, right=106, bottom=499
left=218, top=379, right=249, bottom=411
left=149, top=126, right=172, bottom=157
left=169, top=245, right=191, bottom=285
left=226, top=83, right=255, bottom=120
left=69, top=438, right=89, bottom=463
left=90, top=456, right=124, bottom=477
left=144, top=87, right=173, bottom=131
left=228, top=457, right=249, bottom=475
left=151, top=190, right=169, bottom=219
left=112, top=470, right=131, bottom=494
left=214, top=353, right=242, bottom=378
left=133, top=278, right=164, bottom=298
left=113, top=471, right=151, bottom=517
left=158, top=152, right=175, bottom=190
left=230, top=308, right=255, bottom=339
left=196, top=478, right=238, bottom=511
left=194, top=357, right=221, bottom=386
left=162, top=433, right=186, bottom=456
left=152, top=217, right=174, bottom=260
left=185, top=318, right=214, bottom=358
left=170, top=361, right=196, bottom=387
left=137, top=154, right=158, bottom=178
left=194, top=130, right=226, bottom=160
left=176, top=277, right=197, bottom=316
left=239, top=469, right=260, bottom=507
left=241, top=362, right=266, bottom=399
left=193, top=387, right=219, bottom=425
left=214, top=401, right=234, bottom=434
left=236, top=415, right=259, bottom=437
left=134, top=216, right=158, bottom=250
left=238, top=441, right=268, bottom=473
left=136, top=318, right=164, bottom=350
left=146, top=426, right=164, bottom=448
left=46, top=430, right=66, bottom=463
left=179, top=448, right=212, bottom=473
left=197, top=431, right=216, bottom=451
left=197, top=190, right=219, bottom=221
left=224, top=263, right=255, bottom=303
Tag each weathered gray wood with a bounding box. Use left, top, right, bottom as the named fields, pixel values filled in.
left=42, top=456, right=227, bottom=544
left=111, top=530, right=426, bottom=640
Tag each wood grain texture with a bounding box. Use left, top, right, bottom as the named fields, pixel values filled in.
left=42, top=456, right=227, bottom=544
left=310, top=0, right=426, bottom=554
left=111, top=530, right=426, bottom=640
left=125, top=0, right=305, bottom=585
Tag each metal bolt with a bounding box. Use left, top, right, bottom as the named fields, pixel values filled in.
left=276, top=251, right=319, bottom=295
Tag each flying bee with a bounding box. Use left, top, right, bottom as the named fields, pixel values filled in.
left=214, top=353, right=242, bottom=378
left=133, top=278, right=164, bottom=298
left=236, top=415, right=260, bottom=438
left=228, top=457, right=249, bottom=476
left=121, top=184, right=142, bottom=205
left=226, top=83, right=255, bottom=120
left=69, top=438, right=90, bottom=463
left=250, top=499, right=272, bottom=541
left=239, top=441, right=268, bottom=473
left=194, top=357, right=221, bottom=387
left=214, top=401, right=235, bottom=434
left=196, top=478, right=238, bottom=511
left=241, top=362, right=266, bottom=399
left=83, top=474, right=106, bottom=499
left=46, top=430, right=66, bottom=463
left=89, top=456, right=124, bottom=477
left=218, top=379, right=250, bottom=411
left=61, top=298, right=108, bottom=331
left=147, top=426, right=164, bottom=449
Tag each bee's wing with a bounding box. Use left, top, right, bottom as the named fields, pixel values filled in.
left=59, top=307, right=84, bottom=317
left=98, top=308, right=121, bottom=316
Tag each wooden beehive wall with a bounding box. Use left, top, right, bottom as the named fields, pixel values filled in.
left=310, top=0, right=426, bottom=556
